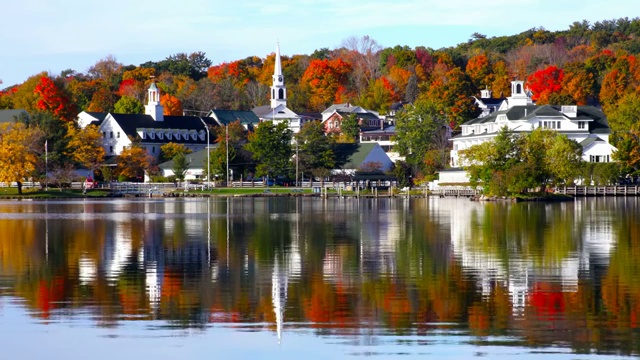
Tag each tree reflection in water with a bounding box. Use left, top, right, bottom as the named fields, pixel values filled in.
left=0, top=197, right=638, bottom=356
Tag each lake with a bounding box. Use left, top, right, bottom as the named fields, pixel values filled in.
left=0, top=197, right=638, bottom=359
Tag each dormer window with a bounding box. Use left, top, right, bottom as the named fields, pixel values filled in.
left=183, top=133, right=188, bottom=140
left=158, top=132, right=163, bottom=140
left=167, top=132, right=172, bottom=140
left=149, top=132, right=155, bottom=139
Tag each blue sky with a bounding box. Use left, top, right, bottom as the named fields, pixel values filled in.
left=0, top=0, right=635, bottom=88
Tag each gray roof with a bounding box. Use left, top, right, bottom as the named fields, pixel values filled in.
left=322, top=103, right=363, bottom=114
left=360, top=125, right=396, bottom=135
left=579, top=137, right=604, bottom=148
left=252, top=105, right=275, bottom=117
left=460, top=105, right=609, bottom=135
left=158, top=145, right=219, bottom=170
left=0, top=109, right=28, bottom=123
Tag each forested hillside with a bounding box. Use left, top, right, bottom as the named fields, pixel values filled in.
left=1, top=17, right=639, bottom=130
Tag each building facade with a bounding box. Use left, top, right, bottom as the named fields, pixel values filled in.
left=450, top=80, right=617, bottom=168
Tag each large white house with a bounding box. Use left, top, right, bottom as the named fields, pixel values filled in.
left=450, top=80, right=617, bottom=168
left=77, top=83, right=220, bottom=159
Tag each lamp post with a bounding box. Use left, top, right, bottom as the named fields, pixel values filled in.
left=199, top=118, right=210, bottom=189
left=226, top=124, right=229, bottom=186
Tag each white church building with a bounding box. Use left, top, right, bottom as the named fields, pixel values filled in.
left=252, top=44, right=311, bottom=133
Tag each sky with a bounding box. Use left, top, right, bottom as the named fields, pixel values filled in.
left=0, top=0, right=636, bottom=88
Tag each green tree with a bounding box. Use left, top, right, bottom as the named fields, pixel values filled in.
left=171, top=152, right=190, bottom=182
left=461, top=127, right=520, bottom=195
left=244, top=121, right=292, bottom=178
left=296, top=121, right=335, bottom=179
left=461, top=128, right=583, bottom=195
left=608, top=93, right=640, bottom=175
left=113, top=96, right=143, bottom=114
left=337, top=114, right=360, bottom=143
left=394, top=99, right=449, bottom=176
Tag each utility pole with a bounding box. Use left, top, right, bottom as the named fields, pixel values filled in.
left=226, top=124, right=229, bottom=186
left=295, top=138, right=299, bottom=188
left=199, top=118, right=210, bottom=189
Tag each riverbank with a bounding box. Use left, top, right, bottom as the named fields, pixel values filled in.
left=0, top=187, right=426, bottom=199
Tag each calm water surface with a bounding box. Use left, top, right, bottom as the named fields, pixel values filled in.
left=0, top=197, right=638, bottom=359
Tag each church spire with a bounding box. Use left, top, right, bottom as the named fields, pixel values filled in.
left=270, top=42, right=286, bottom=109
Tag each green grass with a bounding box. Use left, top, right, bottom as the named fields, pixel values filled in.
left=0, top=187, right=112, bottom=198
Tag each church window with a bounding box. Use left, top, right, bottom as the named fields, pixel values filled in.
left=278, top=88, right=284, bottom=99
left=110, top=131, right=113, bottom=138
left=516, top=83, right=522, bottom=94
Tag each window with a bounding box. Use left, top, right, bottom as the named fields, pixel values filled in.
left=102, top=132, right=106, bottom=138
left=557, top=121, right=561, bottom=129
left=110, top=131, right=113, bottom=138
left=152, top=146, right=155, bottom=153
left=117, top=132, right=120, bottom=138
left=109, top=146, right=113, bottom=154
left=578, top=121, right=586, bottom=129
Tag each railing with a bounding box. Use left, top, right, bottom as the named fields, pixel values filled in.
left=110, top=182, right=177, bottom=195
left=231, top=181, right=398, bottom=188
left=557, top=186, right=640, bottom=196
left=430, top=187, right=482, bottom=197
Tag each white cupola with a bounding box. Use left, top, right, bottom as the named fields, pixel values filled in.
left=506, top=80, right=533, bottom=108
left=145, top=82, right=164, bottom=122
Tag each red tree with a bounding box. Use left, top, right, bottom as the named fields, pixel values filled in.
left=34, top=76, right=76, bottom=121
left=527, top=65, right=564, bottom=104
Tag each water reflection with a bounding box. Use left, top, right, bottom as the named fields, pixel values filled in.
left=0, top=197, right=639, bottom=357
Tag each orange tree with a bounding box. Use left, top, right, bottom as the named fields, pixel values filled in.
left=116, top=144, right=155, bottom=181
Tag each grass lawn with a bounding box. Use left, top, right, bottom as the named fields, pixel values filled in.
left=0, top=187, right=112, bottom=198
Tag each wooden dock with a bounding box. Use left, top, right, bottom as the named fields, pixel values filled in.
left=557, top=186, right=640, bottom=196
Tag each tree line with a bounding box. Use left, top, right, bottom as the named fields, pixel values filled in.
left=1, top=17, right=640, bottom=189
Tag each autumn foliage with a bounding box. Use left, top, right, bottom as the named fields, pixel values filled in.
left=34, top=76, right=76, bottom=121
left=526, top=65, right=564, bottom=104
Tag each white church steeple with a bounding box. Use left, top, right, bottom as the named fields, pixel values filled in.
left=270, top=43, right=287, bottom=109
left=145, top=81, right=164, bottom=122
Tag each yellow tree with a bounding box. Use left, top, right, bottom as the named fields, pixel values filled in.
left=116, top=145, right=155, bottom=181
left=0, top=122, right=44, bottom=194
left=160, top=142, right=192, bottom=163
left=66, top=124, right=106, bottom=172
